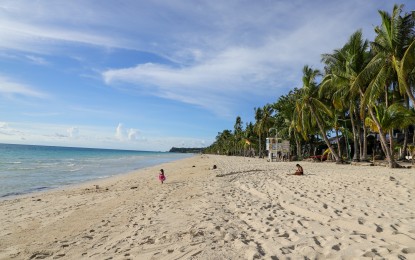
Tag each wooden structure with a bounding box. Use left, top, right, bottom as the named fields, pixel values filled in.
left=266, top=137, right=290, bottom=162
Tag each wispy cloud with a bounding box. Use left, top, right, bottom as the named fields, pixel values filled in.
left=96, top=0, right=394, bottom=115
left=102, top=45, right=280, bottom=114
left=0, top=75, right=48, bottom=99
left=25, top=55, right=49, bottom=65
left=0, top=1, right=388, bottom=57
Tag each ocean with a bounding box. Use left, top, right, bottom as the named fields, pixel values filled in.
left=0, top=143, right=193, bottom=198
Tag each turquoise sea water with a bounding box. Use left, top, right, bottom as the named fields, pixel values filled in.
left=0, top=143, right=193, bottom=198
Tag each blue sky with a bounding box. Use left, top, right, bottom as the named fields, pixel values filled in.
left=0, top=0, right=413, bottom=151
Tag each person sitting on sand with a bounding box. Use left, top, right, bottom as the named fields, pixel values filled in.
left=294, top=164, right=303, bottom=175
left=288, top=164, right=303, bottom=175
left=159, top=169, right=166, bottom=184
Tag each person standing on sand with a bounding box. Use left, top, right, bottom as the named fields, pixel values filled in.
left=159, top=169, right=166, bottom=184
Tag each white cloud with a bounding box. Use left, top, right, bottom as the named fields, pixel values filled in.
left=127, top=128, right=139, bottom=141
left=0, top=75, right=48, bottom=98
left=0, top=121, right=25, bottom=138
left=115, top=123, right=140, bottom=142
left=67, top=127, right=79, bottom=138
left=0, top=121, right=210, bottom=151
left=99, top=0, right=402, bottom=115
left=102, top=45, right=282, bottom=115
left=115, top=123, right=124, bottom=141
left=0, top=1, right=398, bottom=58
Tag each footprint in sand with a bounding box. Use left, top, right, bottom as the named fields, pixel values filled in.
left=375, top=224, right=383, bottom=232
left=402, top=247, right=415, bottom=254
left=313, top=237, right=323, bottom=247
left=362, top=249, right=382, bottom=258
left=331, top=243, right=341, bottom=251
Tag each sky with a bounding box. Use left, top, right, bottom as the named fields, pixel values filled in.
left=0, top=0, right=414, bottom=151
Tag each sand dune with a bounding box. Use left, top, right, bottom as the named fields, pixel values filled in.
left=1, top=155, right=414, bottom=259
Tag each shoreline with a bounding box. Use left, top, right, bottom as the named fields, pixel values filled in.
left=0, top=151, right=195, bottom=201
left=1, top=155, right=414, bottom=259
left=0, top=166, right=143, bottom=203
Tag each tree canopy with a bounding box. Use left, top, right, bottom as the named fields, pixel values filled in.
left=205, top=4, right=414, bottom=168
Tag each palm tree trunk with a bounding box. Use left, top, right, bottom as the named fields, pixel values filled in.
left=362, top=124, right=368, bottom=161
left=379, top=134, right=388, bottom=158
left=335, top=128, right=342, bottom=158
left=389, top=129, right=395, bottom=165
left=360, top=107, right=367, bottom=161
left=310, top=107, right=342, bottom=163
left=368, top=107, right=397, bottom=168
left=296, top=138, right=301, bottom=159
left=258, top=134, right=262, bottom=158
left=358, top=91, right=368, bottom=161
left=359, top=124, right=363, bottom=160
left=350, top=109, right=360, bottom=161
left=399, top=96, right=411, bottom=160
left=399, top=127, right=409, bottom=160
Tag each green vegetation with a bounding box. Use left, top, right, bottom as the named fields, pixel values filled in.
left=204, top=4, right=415, bottom=168
left=169, top=147, right=204, bottom=153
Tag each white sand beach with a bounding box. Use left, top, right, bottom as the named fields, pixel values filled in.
left=0, top=155, right=414, bottom=259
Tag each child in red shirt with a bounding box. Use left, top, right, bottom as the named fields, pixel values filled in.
left=159, top=169, right=166, bottom=184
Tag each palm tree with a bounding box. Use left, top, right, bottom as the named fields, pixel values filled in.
left=372, top=4, right=415, bottom=105
left=254, top=104, right=275, bottom=158
left=295, top=65, right=342, bottom=163
left=361, top=4, right=415, bottom=104
left=273, top=88, right=303, bottom=159
left=365, top=103, right=415, bottom=167
left=212, top=130, right=233, bottom=155
left=243, top=122, right=256, bottom=156
left=355, top=4, right=415, bottom=167
left=254, top=107, right=263, bottom=157
left=233, top=116, right=243, bottom=155
left=321, top=30, right=372, bottom=161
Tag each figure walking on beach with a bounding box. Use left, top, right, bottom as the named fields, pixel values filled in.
left=159, top=169, right=166, bottom=184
